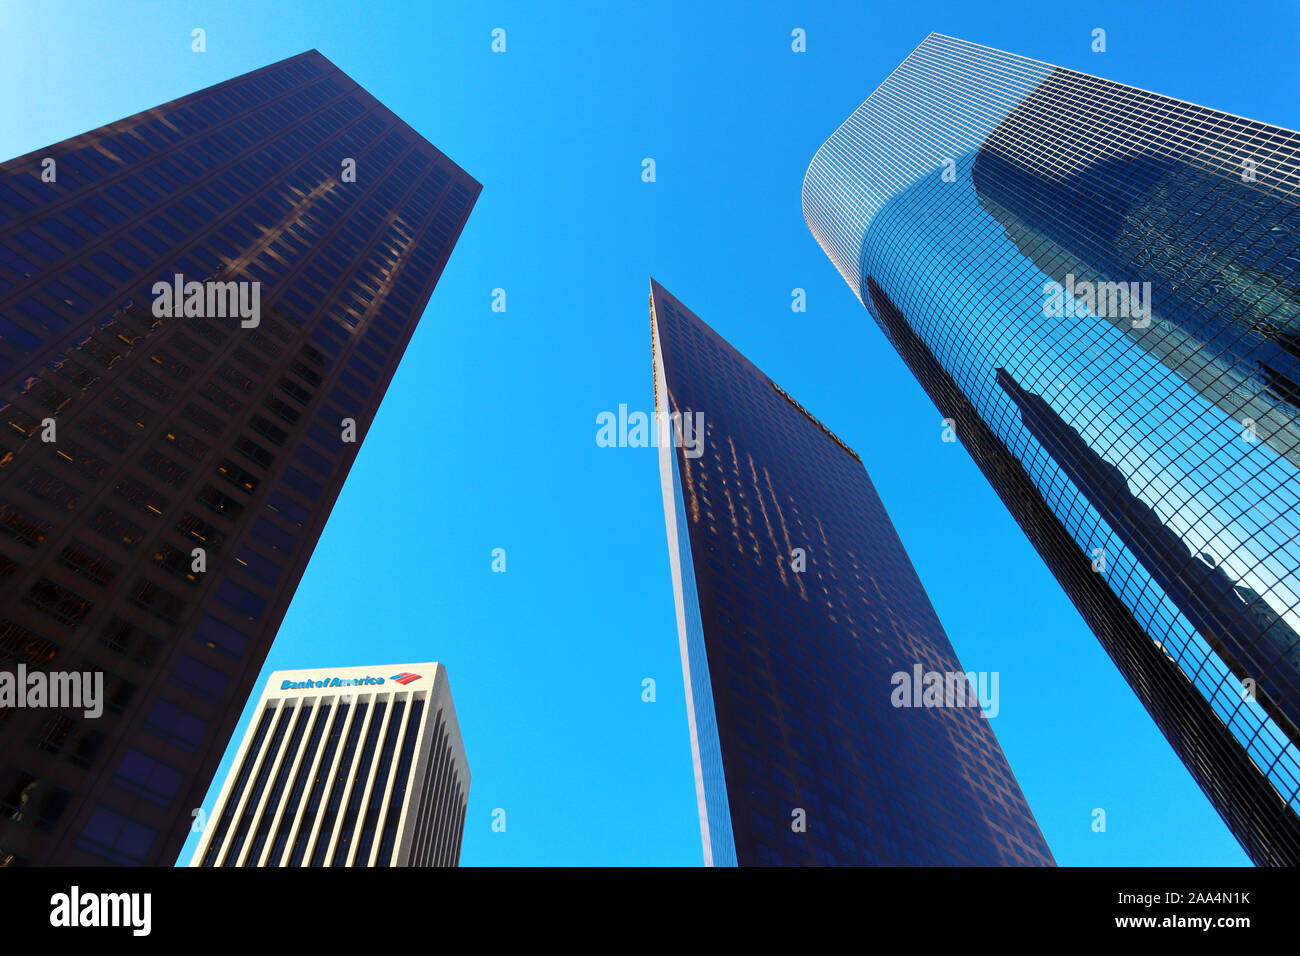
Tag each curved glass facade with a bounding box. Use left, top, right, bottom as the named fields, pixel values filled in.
left=804, top=33, right=1300, bottom=865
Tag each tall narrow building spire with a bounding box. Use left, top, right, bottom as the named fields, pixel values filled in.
left=651, top=277, right=1053, bottom=866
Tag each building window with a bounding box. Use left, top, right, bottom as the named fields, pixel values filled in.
left=127, top=577, right=186, bottom=625
left=0, top=499, right=52, bottom=547
left=139, top=450, right=191, bottom=488
left=22, top=577, right=94, bottom=629
left=152, top=543, right=201, bottom=586
left=114, top=475, right=169, bottom=516
left=233, top=436, right=275, bottom=470
left=216, top=579, right=266, bottom=621
left=160, top=424, right=207, bottom=460
left=281, top=467, right=321, bottom=502
left=0, top=620, right=59, bottom=667
left=251, top=516, right=296, bottom=552
left=112, top=749, right=184, bottom=807
left=57, top=540, right=120, bottom=587
left=196, top=484, right=244, bottom=521
left=29, top=713, right=106, bottom=769
left=249, top=414, right=287, bottom=446
left=168, top=654, right=229, bottom=705
left=194, top=614, right=249, bottom=660
left=97, top=617, right=162, bottom=667
left=88, top=506, right=144, bottom=550
left=265, top=491, right=308, bottom=528
left=233, top=548, right=283, bottom=588
left=175, top=511, right=225, bottom=549
left=216, top=459, right=258, bottom=495
left=142, top=699, right=208, bottom=753
left=75, top=806, right=156, bottom=865
left=0, top=766, right=71, bottom=830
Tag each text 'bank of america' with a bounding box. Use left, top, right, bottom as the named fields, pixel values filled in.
left=191, top=664, right=468, bottom=867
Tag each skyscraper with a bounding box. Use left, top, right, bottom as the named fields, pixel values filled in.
left=0, top=51, right=479, bottom=865
left=190, top=663, right=468, bottom=867
left=651, top=278, right=1054, bottom=866
left=803, top=33, right=1300, bottom=864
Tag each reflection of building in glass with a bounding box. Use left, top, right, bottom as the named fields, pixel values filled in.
left=973, top=119, right=1300, bottom=471
left=191, top=664, right=468, bottom=867
left=995, top=367, right=1300, bottom=740
left=1232, top=582, right=1300, bottom=671
left=0, top=51, right=479, bottom=866
left=804, top=33, right=1300, bottom=864
left=652, top=278, right=1054, bottom=866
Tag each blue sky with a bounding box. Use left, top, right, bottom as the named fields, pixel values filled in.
left=5, top=0, right=1298, bottom=866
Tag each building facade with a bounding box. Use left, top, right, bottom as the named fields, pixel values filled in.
left=803, top=33, right=1300, bottom=864
left=0, top=51, right=479, bottom=865
left=190, top=663, right=468, bottom=867
left=651, top=278, right=1054, bottom=866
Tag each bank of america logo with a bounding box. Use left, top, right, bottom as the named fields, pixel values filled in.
left=390, top=672, right=422, bottom=685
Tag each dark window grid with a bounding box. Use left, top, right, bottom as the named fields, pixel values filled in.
left=266, top=701, right=332, bottom=867
left=197, top=705, right=276, bottom=865
left=655, top=280, right=1060, bottom=863
left=73, top=805, right=157, bottom=864
left=0, top=81, right=396, bottom=383
left=228, top=163, right=461, bottom=428
left=286, top=701, right=350, bottom=866
left=126, top=572, right=187, bottom=626
left=309, top=700, right=371, bottom=866
left=375, top=697, right=423, bottom=866
left=28, top=711, right=105, bottom=770
left=244, top=702, right=313, bottom=865
left=182, top=128, right=433, bottom=354
left=329, top=699, right=389, bottom=865
left=0, top=70, right=356, bottom=280
left=216, top=701, right=294, bottom=865
left=111, top=748, right=184, bottom=808
left=97, top=616, right=163, bottom=668
left=215, top=576, right=268, bottom=623
left=231, top=545, right=283, bottom=589
left=20, top=576, right=94, bottom=629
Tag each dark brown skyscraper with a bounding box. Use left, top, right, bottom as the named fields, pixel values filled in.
left=0, top=51, right=479, bottom=865
left=651, top=279, right=1054, bottom=866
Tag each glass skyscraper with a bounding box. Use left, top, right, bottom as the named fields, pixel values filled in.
left=803, top=33, right=1300, bottom=864
left=0, top=51, right=478, bottom=865
left=651, top=278, right=1054, bottom=866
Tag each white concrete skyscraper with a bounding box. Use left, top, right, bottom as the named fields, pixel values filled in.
left=190, top=662, right=468, bottom=866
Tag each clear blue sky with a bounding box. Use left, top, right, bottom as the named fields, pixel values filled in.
left=4, top=0, right=1297, bottom=866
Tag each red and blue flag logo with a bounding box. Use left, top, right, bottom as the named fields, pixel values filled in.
left=390, top=672, right=422, bottom=685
